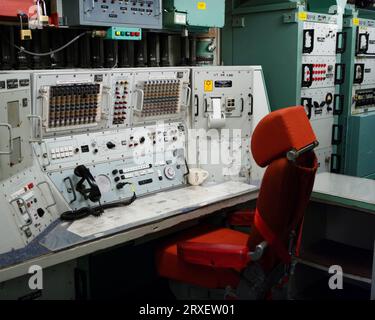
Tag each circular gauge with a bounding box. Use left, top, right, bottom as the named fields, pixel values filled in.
left=96, top=175, right=112, bottom=193
left=164, top=166, right=176, bottom=180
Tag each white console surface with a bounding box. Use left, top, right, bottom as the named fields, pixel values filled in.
left=67, top=181, right=257, bottom=238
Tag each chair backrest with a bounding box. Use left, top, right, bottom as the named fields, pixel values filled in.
left=249, top=106, right=318, bottom=270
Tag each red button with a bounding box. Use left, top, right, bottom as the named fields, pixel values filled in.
left=131, top=32, right=135, bottom=36
left=135, top=32, right=140, bottom=36
left=27, top=183, right=34, bottom=189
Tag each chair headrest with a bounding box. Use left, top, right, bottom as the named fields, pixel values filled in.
left=251, top=106, right=317, bottom=168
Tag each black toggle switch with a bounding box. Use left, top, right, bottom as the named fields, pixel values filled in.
left=107, top=141, right=116, bottom=149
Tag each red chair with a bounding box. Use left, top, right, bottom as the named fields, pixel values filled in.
left=155, top=106, right=319, bottom=299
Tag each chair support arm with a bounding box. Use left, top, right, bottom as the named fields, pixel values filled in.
left=249, top=241, right=268, bottom=261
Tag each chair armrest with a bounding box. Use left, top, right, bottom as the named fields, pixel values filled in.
left=177, top=242, right=250, bottom=269
left=227, top=209, right=255, bottom=227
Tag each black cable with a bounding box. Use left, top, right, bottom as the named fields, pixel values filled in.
left=183, top=158, right=190, bottom=177
left=61, top=189, right=137, bottom=222
left=0, top=30, right=91, bottom=57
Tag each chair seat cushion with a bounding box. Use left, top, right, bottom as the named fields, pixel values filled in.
left=155, top=225, right=249, bottom=289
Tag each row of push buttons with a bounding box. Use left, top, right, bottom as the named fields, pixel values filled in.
left=124, top=168, right=154, bottom=179
left=51, top=146, right=74, bottom=160
left=115, top=31, right=141, bottom=37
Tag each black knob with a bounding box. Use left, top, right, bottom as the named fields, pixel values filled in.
left=37, top=208, right=45, bottom=218
left=107, top=141, right=116, bottom=149
left=140, top=137, right=145, bottom=144
left=114, top=177, right=120, bottom=182
left=116, top=182, right=126, bottom=190
left=112, top=169, right=118, bottom=175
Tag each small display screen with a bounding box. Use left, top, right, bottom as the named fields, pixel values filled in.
left=215, top=80, right=232, bottom=88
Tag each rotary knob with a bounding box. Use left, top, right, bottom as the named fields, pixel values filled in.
left=164, top=166, right=176, bottom=180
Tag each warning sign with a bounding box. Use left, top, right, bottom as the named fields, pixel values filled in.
left=204, top=80, right=213, bottom=92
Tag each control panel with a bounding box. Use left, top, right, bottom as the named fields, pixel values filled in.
left=0, top=66, right=270, bottom=256
left=105, top=27, right=142, bottom=40
left=190, top=66, right=269, bottom=184
left=33, top=122, right=187, bottom=211
left=301, top=19, right=344, bottom=173
left=110, top=72, right=133, bottom=127
left=45, top=83, right=102, bottom=131
left=32, top=68, right=191, bottom=133
left=191, top=67, right=254, bottom=135
left=132, top=69, right=190, bottom=124
left=0, top=74, right=33, bottom=181
left=0, top=164, right=62, bottom=255
left=32, top=71, right=111, bottom=137
left=302, top=22, right=339, bottom=56
left=301, top=87, right=342, bottom=121
left=356, top=21, right=375, bottom=56
left=353, top=87, right=375, bottom=114
left=352, top=22, right=375, bottom=115
left=62, top=0, right=162, bottom=29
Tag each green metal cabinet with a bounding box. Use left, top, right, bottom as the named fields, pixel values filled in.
left=346, top=113, right=375, bottom=179
left=222, top=0, right=344, bottom=173
left=338, top=6, right=375, bottom=178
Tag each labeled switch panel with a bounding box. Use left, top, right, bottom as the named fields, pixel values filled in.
left=190, top=66, right=268, bottom=184
left=62, top=0, right=162, bottom=29
left=191, top=66, right=254, bottom=136
left=33, top=122, right=186, bottom=171
left=33, top=122, right=187, bottom=211
left=301, top=18, right=343, bottom=174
